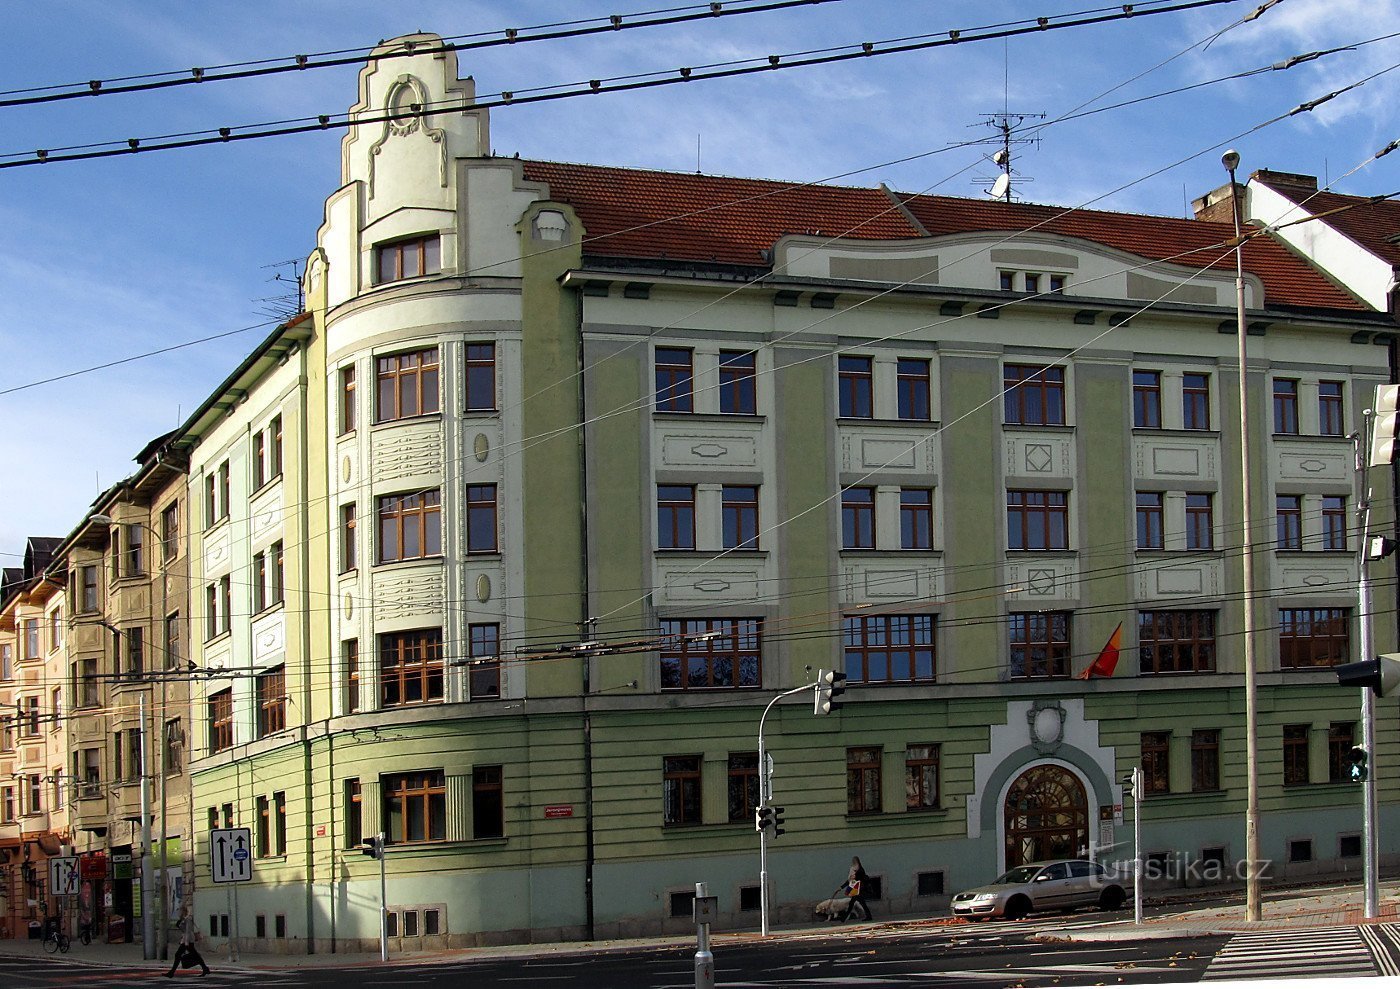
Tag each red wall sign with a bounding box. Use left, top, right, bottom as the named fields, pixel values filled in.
left=543, top=805, right=574, bottom=819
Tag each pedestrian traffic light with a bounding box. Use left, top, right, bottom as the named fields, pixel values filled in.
left=755, top=807, right=772, bottom=833
left=1351, top=746, right=1369, bottom=783
left=1370, top=384, right=1400, bottom=466
left=1122, top=772, right=1136, bottom=799
left=771, top=806, right=786, bottom=838
left=360, top=834, right=385, bottom=859
left=1336, top=654, right=1400, bottom=697
left=814, top=669, right=847, bottom=715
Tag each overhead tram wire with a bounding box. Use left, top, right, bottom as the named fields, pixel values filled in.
left=0, top=0, right=849, bottom=108
left=0, top=0, right=1240, bottom=168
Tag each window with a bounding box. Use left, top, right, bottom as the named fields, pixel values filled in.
left=1276, top=495, right=1302, bottom=550
left=472, top=766, right=504, bottom=839
left=1288, top=839, right=1313, bottom=864
left=269, top=416, right=283, bottom=480
left=657, top=486, right=696, bottom=550
left=1191, top=729, right=1220, bottom=792
left=209, top=689, right=233, bottom=754
left=1279, top=608, right=1349, bottom=669
left=257, top=796, right=270, bottom=857
left=659, top=618, right=762, bottom=689
left=838, top=356, right=874, bottom=418
left=253, top=429, right=266, bottom=490
left=1340, top=834, right=1363, bottom=858
left=124, top=626, right=144, bottom=677
left=999, top=271, right=1015, bottom=292
left=339, top=365, right=356, bottom=434
left=24, top=619, right=39, bottom=659
left=905, top=744, right=940, bottom=810
left=1024, top=272, right=1041, bottom=293
left=1186, top=494, right=1214, bottom=550
left=727, top=753, right=760, bottom=823
left=466, top=485, right=498, bottom=553
left=1, top=787, right=13, bottom=822
left=344, top=779, right=362, bottom=848
left=75, top=658, right=99, bottom=708
left=721, top=486, right=759, bottom=550
left=164, top=718, right=182, bottom=775
left=257, top=666, right=286, bottom=738
left=380, top=628, right=445, bottom=707
left=719, top=351, right=757, bottom=415
left=459, top=342, right=497, bottom=412
left=842, top=487, right=875, bottom=549
left=1132, top=371, right=1161, bottom=428
left=1328, top=722, right=1355, bottom=783
left=343, top=640, right=360, bottom=713
left=1141, top=731, right=1170, bottom=795
left=378, top=491, right=442, bottom=562
left=654, top=347, right=694, bottom=413
left=1138, top=611, right=1216, bottom=674
left=1007, top=490, right=1069, bottom=550
left=383, top=770, right=447, bottom=844
left=1009, top=611, right=1071, bottom=679
left=0, top=643, right=9, bottom=680
left=26, top=775, right=41, bottom=816
left=1283, top=725, right=1310, bottom=786
left=1048, top=274, right=1066, bottom=294
left=252, top=550, right=268, bottom=612
left=0, top=716, right=11, bottom=752
left=1273, top=378, right=1299, bottom=435
left=80, top=565, right=98, bottom=612
left=897, top=358, right=931, bottom=421
left=917, top=872, right=946, bottom=897
left=375, top=233, right=440, bottom=283
left=1319, top=381, right=1344, bottom=436
left=270, top=540, right=284, bottom=606
left=1322, top=496, right=1347, bottom=551
left=468, top=623, right=501, bottom=700
left=843, top=614, right=935, bottom=683
left=123, top=523, right=144, bottom=576
left=900, top=489, right=933, bottom=550
left=663, top=756, right=702, bottom=826
left=340, top=503, right=358, bottom=572
left=1003, top=364, right=1065, bottom=426
left=1182, top=373, right=1211, bottom=430
left=49, top=608, right=62, bottom=652
left=161, top=503, right=180, bottom=562
left=1136, top=493, right=1164, bottom=549
left=274, top=791, right=287, bottom=855
left=846, top=747, right=882, bottom=815
left=21, top=696, right=40, bottom=736
left=376, top=348, right=440, bottom=422
left=203, top=576, right=231, bottom=640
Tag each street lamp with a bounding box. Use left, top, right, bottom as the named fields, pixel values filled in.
left=1221, top=150, right=1262, bottom=922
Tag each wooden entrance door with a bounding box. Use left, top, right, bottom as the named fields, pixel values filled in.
left=1003, top=764, right=1089, bottom=868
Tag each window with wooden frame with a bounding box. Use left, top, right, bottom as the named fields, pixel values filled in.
left=377, top=490, right=442, bottom=563
left=718, top=351, right=757, bottom=415
left=1276, top=495, right=1303, bottom=550
left=252, top=550, right=268, bottom=613
left=657, top=485, right=696, bottom=550
left=161, top=502, right=180, bottom=562
left=1003, top=364, right=1065, bottom=425
left=218, top=461, right=230, bottom=521
left=382, top=770, right=447, bottom=844
left=1273, top=378, right=1300, bottom=435
left=1322, top=496, right=1347, bottom=551
left=1133, top=370, right=1162, bottom=428
left=204, top=473, right=216, bottom=529
left=339, top=365, right=356, bottom=435
left=842, top=614, right=935, bottom=683
left=1328, top=722, right=1355, bottom=783
left=208, top=688, right=233, bottom=754
left=343, top=639, right=360, bottom=713
left=472, top=765, right=504, bottom=839
left=1182, top=373, right=1211, bottom=430
left=269, top=416, right=283, bottom=479
left=654, top=347, right=694, bottom=413
left=375, top=233, right=441, bottom=284
left=1008, top=611, right=1071, bottom=679
left=1283, top=725, right=1310, bottom=786
left=344, top=779, right=362, bottom=848
left=727, top=753, right=760, bottom=823
left=1279, top=608, right=1349, bottom=668
left=256, top=665, right=286, bottom=738
left=463, top=343, right=497, bottom=412
left=900, top=488, right=933, bottom=549
left=1007, top=490, right=1069, bottom=550
left=846, top=747, right=882, bottom=815
left=124, top=524, right=145, bottom=577
left=659, top=618, right=761, bottom=689
left=80, top=565, right=99, bottom=612
left=253, top=429, right=266, bottom=490
left=1136, top=492, right=1164, bottom=549
left=1141, top=731, right=1170, bottom=795
left=124, top=626, right=144, bottom=677
left=256, top=795, right=270, bottom=857
left=662, top=755, right=702, bottom=826
left=1138, top=610, right=1216, bottom=674
left=375, top=348, right=440, bottom=422
left=1191, top=729, right=1220, bottom=792
left=270, top=541, right=284, bottom=606
left=838, top=356, right=873, bottom=418
left=905, top=743, right=940, bottom=810
left=274, top=791, right=286, bottom=855
left=379, top=628, right=444, bottom=707
left=1186, top=493, right=1214, bottom=550
left=897, top=358, right=931, bottom=421
left=721, top=485, right=759, bottom=550
left=467, top=623, right=501, bottom=700
left=1318, top=381, right=1344, bottom=436
left=841, top=487, right=875, bottom=549
left=340, top=503, right=358, bottom=573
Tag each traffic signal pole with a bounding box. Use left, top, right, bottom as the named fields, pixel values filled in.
left=1354, top=417, right=1382, bottom=919
left=755, top=680, right=822, bottom=937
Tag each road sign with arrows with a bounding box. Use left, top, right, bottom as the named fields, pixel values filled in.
left=48, top=855, right=79, bottom=896
left=210, top=827, right=253, bottom=884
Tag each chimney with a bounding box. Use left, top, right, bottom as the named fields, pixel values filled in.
left=1191, top=181, right=1242, bottom=225
left=1252, top=169, right=1318, bottom=194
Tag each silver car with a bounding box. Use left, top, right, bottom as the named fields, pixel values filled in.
left=950, top=859, right=1130, bottom=920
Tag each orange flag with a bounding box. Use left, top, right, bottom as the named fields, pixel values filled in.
left=1075, top=622, right=1123, bottom=679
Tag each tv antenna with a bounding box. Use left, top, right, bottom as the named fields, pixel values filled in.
left=255, top=258, right=304, bottom=322
left=968, top=111, right=1044, bottom=202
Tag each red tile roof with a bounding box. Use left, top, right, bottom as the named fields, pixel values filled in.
left=521, top=159, right=1366, bottom=312
left=1255, top=180, right=1400, bottom=269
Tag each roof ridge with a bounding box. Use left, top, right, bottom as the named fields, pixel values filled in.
left=520, top=157, right=885, bottom=194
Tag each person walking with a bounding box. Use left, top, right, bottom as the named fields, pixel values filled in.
left=841, top=856, right=872, bottom=922
left=164, top=923, right=211, bottom=978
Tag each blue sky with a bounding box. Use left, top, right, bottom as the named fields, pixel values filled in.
left=0, top=0, right=1396, bottom=556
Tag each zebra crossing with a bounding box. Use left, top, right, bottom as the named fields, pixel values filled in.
left=1203, top=926, right=1379, bottom=981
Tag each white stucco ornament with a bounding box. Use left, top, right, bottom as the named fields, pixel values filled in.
left=1028, top=700, right=1067, bottom=754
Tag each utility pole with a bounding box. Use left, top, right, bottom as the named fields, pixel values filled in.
left=139, top=692, right=155, bottom=959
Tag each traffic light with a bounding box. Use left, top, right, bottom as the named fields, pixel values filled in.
left=1370, top=384, right=1399, bottom=466
left=771, top=805, right=786, bottom=838
left=814, top=670, right=847, bottom=715
left=360, top=834, right=385, bottom=859
left=755, top=807, right=772, bottom=833
left=1336, top=654, right=1400, bottom=697
left=1351, top=746, right=1369, bottom=783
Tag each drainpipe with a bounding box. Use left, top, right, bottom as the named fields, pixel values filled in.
left=297, top=343, right=317, bottom=953
left=574, top=281, right=595, bottom=942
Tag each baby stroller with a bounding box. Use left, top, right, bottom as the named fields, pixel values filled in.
left=813, top=885, right=853, bottom=922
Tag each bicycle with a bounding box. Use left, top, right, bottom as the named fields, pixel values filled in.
left=77, top=921, right=92, bottom=946
left=42, top=928, right=70, bottom=954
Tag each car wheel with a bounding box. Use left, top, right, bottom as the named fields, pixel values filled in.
left=1098, top=885, right=1125, bottom=911
left=1003, top=896, right=1031, bottom=921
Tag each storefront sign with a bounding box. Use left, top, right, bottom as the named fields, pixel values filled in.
left=80, top=853, right=108, bottom=880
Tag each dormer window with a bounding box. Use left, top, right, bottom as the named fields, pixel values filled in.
left=376, top=234, right=441, bottom=284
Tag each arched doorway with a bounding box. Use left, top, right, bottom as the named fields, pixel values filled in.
left=1003, top=764, right=1089, bottom=868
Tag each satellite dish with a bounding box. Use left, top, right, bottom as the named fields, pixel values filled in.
left=989, top=174, right=1011, bottom=200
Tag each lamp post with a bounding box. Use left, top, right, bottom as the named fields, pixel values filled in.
left=1222, top=150, right=1262, bottom=922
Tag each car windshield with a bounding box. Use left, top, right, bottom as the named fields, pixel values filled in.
left=992, top=866, right=1042, bottom=885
